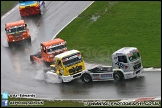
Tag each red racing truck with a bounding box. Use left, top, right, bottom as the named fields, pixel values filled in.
left=19, top=1, right=45, bottom=17
left=30, top=38, right=68, bottom=66
left=5, top=20, right=31, bottom=47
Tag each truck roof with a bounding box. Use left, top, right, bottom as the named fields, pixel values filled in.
left=5, top=20, right=26, bottom=29
left=112, top=47, right=137, bottom=55
left=19, top=1, right=38, bottom=9
left=41, top=38, right=66, bottom=47
left=55, top=50, right=80, bottom=59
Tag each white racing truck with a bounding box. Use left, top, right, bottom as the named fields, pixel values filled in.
left=81, top=47, right=143, bottom=83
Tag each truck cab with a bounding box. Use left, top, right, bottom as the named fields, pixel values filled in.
left=44, top=50, right=86, bottom=82
left=19, top=1, right=45, bottom=17
left=112, top=47, right=143, bottom=81
left=30, top=38, right=68, bottom=66
left=5, top=20, right=31, bottom=47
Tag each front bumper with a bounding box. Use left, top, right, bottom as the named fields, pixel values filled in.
left=9, top=38, right=30, bottom=44
left=61, top=72, right=83, bottom=82
left=123, top=66, right=143, bottom=79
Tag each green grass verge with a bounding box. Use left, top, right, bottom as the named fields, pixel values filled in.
left=1, top=1, right=18, bottom=16
left=57, top=1, right=161, bottom=67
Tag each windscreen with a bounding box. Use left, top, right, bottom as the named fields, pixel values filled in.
left=62, top=52, right=82, bottom=67
left=128, top=52, right=140, bottom=62
left=7, top=26, right=26, bottom=34
left=47, top=44, right=66, bottom=54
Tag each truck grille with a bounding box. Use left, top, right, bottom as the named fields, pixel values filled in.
left=14, top=33, right=22, bottom=37
left=73, top=73, right=81, bottom=78
left=133, top=63, right=141, bottom=70
left=69, top=66, right=82, bottom=75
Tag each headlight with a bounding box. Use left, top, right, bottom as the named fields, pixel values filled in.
left=13, top=40, right=15, bottom=42
left=49, top=55, right=53, bottom=57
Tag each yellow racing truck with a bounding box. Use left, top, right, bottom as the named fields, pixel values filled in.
left=43, top=50, right=85, bottom=83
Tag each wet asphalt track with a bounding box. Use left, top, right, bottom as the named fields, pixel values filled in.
left=1, top=1, right=161, bottom=100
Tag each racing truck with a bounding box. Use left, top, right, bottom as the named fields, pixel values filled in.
left=19, top=1, right=45, bottom=17
left=81, top=47, right=143, bottom=83
left=43, top=50, right=86, bottom=83
left=5, top=20, right=31, bottom=47
left=30, top=38, right=67, bottom=66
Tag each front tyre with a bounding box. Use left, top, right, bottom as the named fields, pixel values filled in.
left=82, top=73, right=92, bottom=83
left=113, top=72, right=123, bottom=81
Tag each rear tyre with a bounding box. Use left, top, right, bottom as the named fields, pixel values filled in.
left=8, top=42, right=14, bottom=48
left=30, top=55, right=35, bottom=64
left=27, top=36, right=31, bottom=45
left=82, top=73, right=92, bottom=83
left=113, top=72, right=123, bottom=81
left=36, top=52, right=42, bottom=58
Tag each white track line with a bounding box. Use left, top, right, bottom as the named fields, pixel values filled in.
left=1, top=4, right=19, bottom=20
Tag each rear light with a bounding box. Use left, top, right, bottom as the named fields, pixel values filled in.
left=35, top=4, right=40, bottom=9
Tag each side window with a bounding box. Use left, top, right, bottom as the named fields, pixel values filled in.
left=43, top=47, right=46, bottom=53
left=57, top=60, right=62, bottom=67
left=41, top=45, right=46, bottom=53
left=53, top=59, right=57, bottom=64
left=118, top=56, right=127, bottom=63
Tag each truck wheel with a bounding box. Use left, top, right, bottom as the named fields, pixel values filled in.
left=30, top=55, right=35, bottom=64
left=8, top=42, right=14, bottom=48
left=113, top=72, right=123, bottom=81
left=27, top=36, right=31, bottom=45
left=36, top=52, right=42, bottom=58
left=82, top=73, right=92, bottom=83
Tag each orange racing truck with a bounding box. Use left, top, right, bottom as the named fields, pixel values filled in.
left=19, top=1, right=45, bottom=17
left=5, top=20, right=31, bottom=47
left=30, top=38, right=68, bottom=66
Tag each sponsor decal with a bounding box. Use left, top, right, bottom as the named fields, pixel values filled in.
left=101, top=74, right=112, bottom=78
left=63, top=54, right=81, bottom=62
left=93, top=74, right=100, bottom=80
left=115, top=62, right=128, bottom=69
left=93, top=74, right=99, bottom=76
left=114, top=57, right=117, bottom=60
